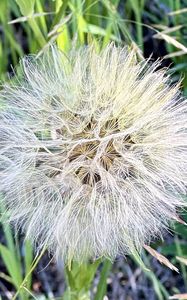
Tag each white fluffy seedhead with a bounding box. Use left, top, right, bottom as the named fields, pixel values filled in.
left=0, top=44, right=187, bottom=262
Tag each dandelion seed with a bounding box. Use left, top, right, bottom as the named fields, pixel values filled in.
left=0, top=44, right=187, bottom=262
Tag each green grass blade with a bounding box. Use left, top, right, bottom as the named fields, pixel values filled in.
left=0, top=244, right=22, bottom=288
left=15, top=0, right=36, bottom=16
left=51, top=0, right=69, bottom=29
left=24, top=239, right=33, bottom=291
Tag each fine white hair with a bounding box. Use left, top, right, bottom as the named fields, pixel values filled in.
left=0, top=44, right=187, bottom=262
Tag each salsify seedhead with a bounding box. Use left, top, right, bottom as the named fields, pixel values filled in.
left=0, top=44, right=187, bottom=261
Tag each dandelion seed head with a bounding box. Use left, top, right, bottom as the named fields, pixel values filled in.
left=0, top=44, right=187, bottom=261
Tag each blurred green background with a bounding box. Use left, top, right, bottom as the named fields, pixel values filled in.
left=0, top=0, right=187, bottom=299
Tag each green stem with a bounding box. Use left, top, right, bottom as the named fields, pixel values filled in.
left=94, top=259, right=112, bottom=300
left=12, top=247, right=46, bottom=300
